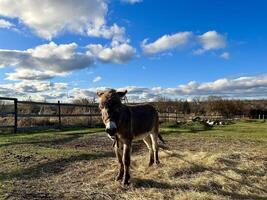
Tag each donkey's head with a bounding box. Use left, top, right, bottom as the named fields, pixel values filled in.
left=97, top=89, right=127, bottom=138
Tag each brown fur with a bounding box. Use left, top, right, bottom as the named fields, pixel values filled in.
left=97, top=89, right=163, bottom=185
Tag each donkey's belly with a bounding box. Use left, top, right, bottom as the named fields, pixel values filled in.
left=133, top=131, right=151, bottom=141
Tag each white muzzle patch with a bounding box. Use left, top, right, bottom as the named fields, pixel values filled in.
left=105, top=121, right=117, bottom=130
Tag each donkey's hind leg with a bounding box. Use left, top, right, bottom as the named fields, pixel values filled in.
left=143, top=135, right=154, bottom=166
left=150, top=133, right=160, bottom=165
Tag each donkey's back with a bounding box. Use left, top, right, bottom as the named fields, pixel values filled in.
left=128, top=104, right=158, bottom=136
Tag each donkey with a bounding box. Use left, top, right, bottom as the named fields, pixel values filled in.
left=97, top=89, right=164, bottom=185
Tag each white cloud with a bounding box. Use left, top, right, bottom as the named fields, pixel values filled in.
left=27, top=42, right=78, bottom=59
left=5, top=69, right=68, bottom=81
left=93, top=76, right=102, bottom=83
left=87, top=44, right=105, bottom=55
left=0, top=41, right=136, bottom=82
left=87, top=75, right=267, bottom=102
left=220, top=52, right=230, bottom=60
left=163, top=75, right=267, bottom=98
left=0, top=80, right=68, bottom=101
left=196, top=31, right=226, bottom=54
left=67, top=87, right=105, bottom=100
left=87, top=23, right=127, bottom=44
left=121, top=0, right=143, bottom=4
left=1, top=75, right=267, bottom=102
left=87, top=43, right=136, bottom=64
left=142, top=30, right=227, bottom=56
left=12, top=81, right=67, bottom=93
left=0, top=18, right=14, bottom=29
left=142, top=32, right=193, bottom=55
left=0, top=42, right=94, bottom=79
left=0, top=0, right=108, bottom=40
left=0, top=42, right=136, bottom=81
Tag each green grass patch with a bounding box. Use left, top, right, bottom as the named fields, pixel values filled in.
left=161, top=120, right=267, bottom=141
left=0, top=128, right=104, bottom=145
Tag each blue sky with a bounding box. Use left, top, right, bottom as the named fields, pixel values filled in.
left=0, top=0, right=267, bottom=102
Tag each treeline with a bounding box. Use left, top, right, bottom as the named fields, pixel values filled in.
left=1, top=96, right=267, bottom=119
left=150, top=96, right=267, bottom=118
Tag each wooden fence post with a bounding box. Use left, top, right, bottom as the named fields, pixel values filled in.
left=58, top=100, right=61, bottom=129
left=86, top=104, right=89, bottom=127
left=166, top=108, right=169, bottom=122
left=14, top=98, right=18, bottom=133
left=89, top=106, right=92, bottom=127
left=166, top=108, right=168, bottom=122
left=169, top=108, right=171, bottom=122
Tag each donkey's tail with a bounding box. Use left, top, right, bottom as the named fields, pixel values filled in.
left=155, top=110, right=165, bottom=144
left=158, top=134, right=165, bottom=144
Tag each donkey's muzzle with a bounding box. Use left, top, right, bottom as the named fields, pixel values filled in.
left=105, top=121, right=117, bottom=136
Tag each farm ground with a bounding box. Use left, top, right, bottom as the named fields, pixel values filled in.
left=0, top=120, right=266, bottom=200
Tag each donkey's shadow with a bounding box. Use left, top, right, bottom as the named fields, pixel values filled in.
left=132, top=178, right=267, bottom=199
left=131, top=152, right=267, bottom=200
left=133, top=178, right=174, bottom=189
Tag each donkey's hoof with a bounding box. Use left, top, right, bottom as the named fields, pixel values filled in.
left=155, top=160, right=160, bottom=165
left=122, top=176, right=130, bottom=186
left=115, top=174, right=123, bottom=181
left=122, top=179, right=130, bottom=186
left=148, top=162, right=154, bottom=167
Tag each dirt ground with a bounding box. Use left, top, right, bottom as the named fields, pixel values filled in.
left=0, top=121, right=267, bottom=200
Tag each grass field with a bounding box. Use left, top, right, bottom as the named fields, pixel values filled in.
left=0, top=120, right=266, bottom=200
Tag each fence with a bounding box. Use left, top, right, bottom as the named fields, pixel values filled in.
left=0, top=97, right=17, bottom=132
left=0, top=97, right=101, bottom=133
left=157, top=110, right=241, bottom=123
left=1, top=97, right=265, bottom=133
left=0, top=97, right=196, bottom=133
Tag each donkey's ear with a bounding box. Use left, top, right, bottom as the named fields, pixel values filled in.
left=96, top=91, right=104, bottom=97
left=117, top=90, right=127, bottom=98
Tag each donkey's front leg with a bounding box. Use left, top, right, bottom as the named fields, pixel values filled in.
left=122, top=143, right=131, bottom=185
left=114, top=142, right=124, bottom=181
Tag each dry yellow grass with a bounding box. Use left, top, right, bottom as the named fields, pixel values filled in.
left=0, top=121, right=267, bottom=199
